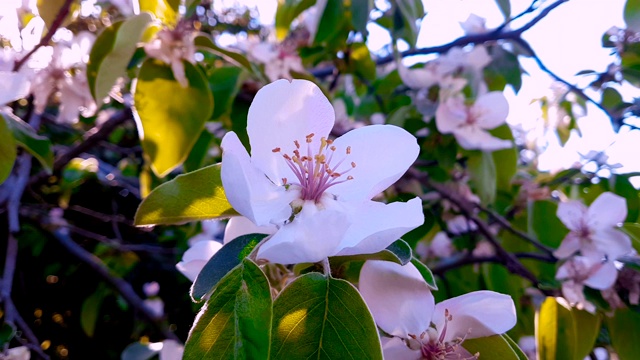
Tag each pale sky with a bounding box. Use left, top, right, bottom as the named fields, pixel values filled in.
left=240, top=0, right=640, bottom=179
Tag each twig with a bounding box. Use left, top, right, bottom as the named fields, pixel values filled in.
left=4, top=298, right=50, bottom=360
left=50, top=228, right=179, bottom=341
left=13, top=0, right=75, bottom=71
left=431, top=252, right=556, bottom=275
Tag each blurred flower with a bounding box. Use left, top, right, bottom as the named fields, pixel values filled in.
left=555, top=255, right=618, bottom=313
left=447, top=215, right=477, bottom=235
left=554, top=192, right=632, bottom=260
left=221, top=79, right=424, bottom=264
left=518, top=336, right=536, bottom=360
left=144, top=27, right=197, bottom=88
left=460, top=14, right=487, bottom=34
left=430, top=232, right=455, bottom=258
left=359, top=260, right=516, bottom=360
left=247, top=40, right=305, bottom=82
left=435, top=91, right=512, bottom=151
left=2, top=346, right=30, bottom=360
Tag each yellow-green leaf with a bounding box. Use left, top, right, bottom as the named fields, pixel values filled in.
left=3, top=113, right=53, bottom=173
left=133, top=59, right=213, bottom=177
left=536, top=297, right=577, bottom=360
left=0, top=116, right=16, bottom=184
left=134, top=164, right=237, bottom=226
left=463, top=334, right=524, bottom=360
left=139, top=0, right=180, bottom=27
left=87, top=12, right=153, bottom=101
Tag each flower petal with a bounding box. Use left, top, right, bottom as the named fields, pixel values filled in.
left=472, top=92, right=508, bottom=129
left=0, top=71, right=30, bottom=105
left=359, top=261, right=435, bottom=337
left=222, top=216, right=277, bottom=244
left=587, top=192, right=628, bottom=229
left=256, top=202, right=349, bottom=264
left=398, top=62, right=439, bottom=90
left=247, top=79, right=335, bottom=185
left=175, top=240, right=223, bottom=282
left=381, top=337, right=421, bottom=360
left=451, top=126, right=513, bottom=151
left=159, top=340, right=184, bottom=360
left=553, top=232, right=582, bottom=259
left=221, top=131, right=297, bottom=226
left=556, top=199, right=588, bottom=232
left=591, top=228, right=633, bottom=259
left=435, top=96, right=468, bottom=134
left=335, top=197, right=424, bottom=256
left=329, top=125, right=419, bottom=201
left=584, top=261, right=618, bottom=290
left=432, top=290, right=516, bottom=342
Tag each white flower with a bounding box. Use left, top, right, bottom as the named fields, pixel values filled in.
left=176, top=217, right=275, bottom=281
left=554, top=192, right=632, bottom=260
left=459, top=14, right=488, bottom=35
left=221, top=79, right=424, bottom=265
left=2, top=346, right=30, bottom=360
left=140, top=340, right=184, bottom=360
left=430, top=232, right=455, bottom=258
left=359, top=260, right=517, bottom=360
left=555, top=255, right=618, bottom=313
left=435, top=91, right=512, bottom=151
left=248, top=41, right=305, bottom=82
left=447, top=215, right=477, bottom=235
left=144, top=28, right=196, bottom=88
left=0, top=71, right=30, bottom=105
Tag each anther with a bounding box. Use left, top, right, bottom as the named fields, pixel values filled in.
left=282, top=178, right=287, bottom=184
left=351, top=162, right=356, bottom=168
left=294, top=140, right=300, bottom=148
left=347, top=176, right=353, bottom=180
left=272, top=147, right=281, bottom=152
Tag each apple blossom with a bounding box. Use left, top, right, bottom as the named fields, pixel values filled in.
left=554, top=192, right=632, bottom=260
left=220, top=79, right=424, bottom=264
left=247, top=40, right=305, bottom=82
left=1, top=346, right=30, bottom=360
left=460, top=14, right=488, bottom=35
left=144, top=27, right=197, bottom=88
left=359, top=260, right=517, bottom=360
left=555, top=255, right=618, bottom=313
left=435, top=91, right=512, bottom=151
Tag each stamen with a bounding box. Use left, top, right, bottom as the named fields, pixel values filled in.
left=282, top=178, right=287, bottom=184
left=346, top=146, right=351, bottom=155
left=294, top=140, right=300, bottom=149
left=351, top=162, right=356, bottom=168
left=272, top=147, right=281, bottom=152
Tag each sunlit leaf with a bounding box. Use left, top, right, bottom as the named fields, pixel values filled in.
left=348, top=42, right=376, bottom=81
left=133, top=59, right=213, bottom=177
left=0, top=116, right=16, bottom=184
left=190, top=233, right=267, bottom=301
left=271, top=272, right=383, bottom=359
left=37, top=0, right=75, bottom=31
left=194, top=35, right=255, bottom=74
left=134, top=164, right=237, bottom=225
left=329, top=239, right=413, bottom=268
left=139, top=0, right=179, bottom=27
left=536, top=297, right=577, bottom=360
left=87, top=13, right=153, bottom=101
left=2, top=113, right=53, bottom=173
left=184, top=259, right=272, bottom=360
left=275, top=0, right=316, bottom=40
left=625, top=0, right=640, bottom=32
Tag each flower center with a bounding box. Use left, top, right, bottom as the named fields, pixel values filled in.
left=407, top=309, right=478, bottom=360
left=272, top=133, right=356, bottom=202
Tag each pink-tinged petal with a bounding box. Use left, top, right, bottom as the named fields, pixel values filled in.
left=159, top=340, right=184, bottom=360
left=329, top=125, right=419, bottom=201
left=335, top=197, right=424, bottom=256
left=591, top=228, right=633, bottom=259
left=222, top=216, right=277, bottom=244
left=553, top=233, right=582, bottom=259
left=256, top=202, right=348, bottom=264
left=247, top=79, right=335, bottom=185
left=587, top=192, right=628, bottom=229
left=175, top=240, right=223, bottom=281
left=433, top=290, right=516, bottom=342
left=398, top=62, right=439, bottom=90
left=451, top=126, right=513, bottom=151
left=472, top=92, right=508, bottom=130
left=584, top=261, right=618, bottom=290
left=0, top=71, right=29, bottom=105
left=435, top=96, right=468, bottom=134
left=557, top=200, right=588, bottom=232
left=359, top=261, right=435, bottom=337
left=221, top=131, right=297, bottom=226
left=381, top=337, right=421, bottom=360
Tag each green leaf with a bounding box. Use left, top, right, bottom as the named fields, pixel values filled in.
left=621, top=222, right=640, bottom=252
left=3, top=113, right=53, bottom=173
left=184, top=259, right=272, bottom=360
left=602, top=87, right=623, bottom=110
left=607, top=307, right=640, bottom=360
left=37, top=0, right=74, bottom=31
left=0, top=323, right=16, bottom=347
left=468, top=151, right=497, bottom=205
left=502, top=333, right=529, bottom=360
left=394, top=0, right=425, bottom=47
left=351, top=0, right=372, bottom=35
left=0, top=115, right=16, bottom=184
left=275, top=0, right=316, bottom=40
left=134, top=164, right=238, bottom=226
left=410, top=257, right=438, bottom=290
left=209, top=66, right=244, bottom=120
left=490, top=124, right=517, bottom=191
left=495, top=0, right=511, bottom=19
left=183, top=129, right=213, bottom=173
left=314, top=0, right=346, bottom=44
left=195, top=35, right=254, bottom=74
left=133, top=59, right=213, bottom=177
left=270, top=272, right=383, bottom=359
left=625, top=0, right=640, bottom=32
left=329, top=239, right=413, bottom=267
left=139, top=0, right=179, bottom=27
left=610, top=174, right=640, bottom=222
left=463, top=334, right=523, bottom=360
left=190, top=233, right=268, bottom=301
left=536, top=297, right=577, bottom=360
left=528, top=200, right=568, bottom=249
left=571, top=308, right=601, bottom=360
left=348, top=42, right=376, bottom=81
left=80, top=285, right=109, bottom=338
left=87, top=13, right=153, bottom=101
